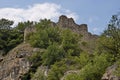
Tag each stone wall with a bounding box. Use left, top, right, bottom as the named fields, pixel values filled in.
left=57, top=15, right=88, bottom=33
left=24, top=25, right=36, bottom=43
left=24, top=15, right=98, bottom=43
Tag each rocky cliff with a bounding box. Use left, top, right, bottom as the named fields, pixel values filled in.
left=0, top=43, right=34, bottom=80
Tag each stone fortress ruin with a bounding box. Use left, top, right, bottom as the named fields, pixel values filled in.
left=24, top=15, right=98, bottom=42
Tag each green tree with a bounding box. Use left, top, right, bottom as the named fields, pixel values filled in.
left=61, top=29, right=81, bottom=56
left=46, top=27, right=61, bottom=44
left=0, top=18, right=13, bottom=30
left=15, top=21, right=34, bottom=32
left=48, top=61, right=67, bottom=80
left=36, top=19, right=51, bottom=30
left=64, top=53, right=111, bottom=80
left=29, top=30, right=49, bottom=48
left=29, top=19, right=53, bottom=48
left=0, top=18, right=23, bottom=55
left=42, top=43, right=65, bottom=67
left=100, top=14, right=120, bottom=60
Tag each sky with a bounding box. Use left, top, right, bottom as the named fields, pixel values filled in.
left=0, top=0, right=120, bottom=34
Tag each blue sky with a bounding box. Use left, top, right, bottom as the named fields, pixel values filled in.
left=0, top=0, right=120, bottom=34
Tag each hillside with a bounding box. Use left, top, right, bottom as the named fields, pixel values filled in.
left=0, top=15, right=120, bottom=80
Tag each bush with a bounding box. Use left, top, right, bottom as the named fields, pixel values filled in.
left=64, top=53, right=111, bottom=80
left=48, top=61, right=67, bottom=80
left=42, top=43, right=65, bottom=67
left=31, top=67, right=47, bottom=80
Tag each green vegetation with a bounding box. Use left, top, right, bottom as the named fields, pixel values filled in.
left=64, top=53, right=112, bottom=80
left=31, top=67, right=47, bottom=80
left=102, top=15, right=120, bottom=60
left=0, top=18, right=23, bottom=55
left=24, top=19, right=82, bottom=80
left=0, top=14, right=120, bottom=80
left=63, top=14, right=120, bottom=80
left=29, top=19, right=82, bottom=66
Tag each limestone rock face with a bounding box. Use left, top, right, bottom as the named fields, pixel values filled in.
left=102, top=64, right=120, bottom=80
left=0, top=43, right=34, bottom=80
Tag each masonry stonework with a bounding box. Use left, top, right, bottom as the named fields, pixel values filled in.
left=24, top=15, right=98, bottom=42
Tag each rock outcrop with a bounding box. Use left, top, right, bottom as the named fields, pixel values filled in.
left=60, top=70, right=80, bottom=80
left=102, top=64, right=120, bottom=80
left=0, top=43, right=34, bottom=80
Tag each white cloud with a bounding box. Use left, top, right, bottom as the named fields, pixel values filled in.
left=88, top=16, right=99, bottom=23
left=93, top=27, right=98, bottom=32
left=0, top=3, right=78, bottom=26
left=88, top=18, right=93, bottom=23
left=91, top=27, right=100, bottom=34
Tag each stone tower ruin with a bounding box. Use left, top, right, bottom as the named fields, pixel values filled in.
left=24, top=15, right=98, bottom=43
